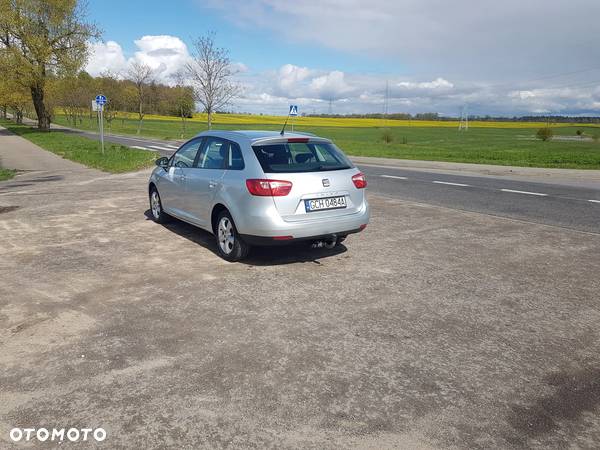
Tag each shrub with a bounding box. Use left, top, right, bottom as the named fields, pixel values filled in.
left=536, top=127, right=553, bottom=142
left=576, top=129, right=584, bottom=136
left=381, top=128, right=393, bottom=144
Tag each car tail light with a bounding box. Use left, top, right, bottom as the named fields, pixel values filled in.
left=359, top=224, right=367, bottom=231
left=272, top=235, right=293, bottom=240
left=287, top=137, right=309, bottom=143
left=246, top=179, right=293, bottom=196
left=352, top=172, right=367, bottom=189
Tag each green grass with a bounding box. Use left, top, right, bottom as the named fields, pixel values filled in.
left=0, top=167, right=17, bottom=181
left=53, top=115, right=600, bottom=169
left=1, top=119, right=157, bottom=173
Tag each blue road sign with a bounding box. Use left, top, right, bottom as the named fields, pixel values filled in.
left=289, top=105, right=298, bottom=116
left=95, top=94, right=107, bottom=105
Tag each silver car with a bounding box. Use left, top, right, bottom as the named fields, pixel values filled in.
left=148, top=130, right=370, bottom=261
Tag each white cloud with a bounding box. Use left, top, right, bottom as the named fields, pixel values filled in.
left=234, top=65, right=600, bottom=116
left=86, top=35, right=193, bottom=85
left=231, top=62, right=249, bottom=73
left=85, top=41, right=128, bottom=76
left=274, top=64, right=313, bottom=96
left=130, top=35, right=191, bottom=82
left=309, top=71, right=353, bottom=99
left=397, top=78, right=454, bottom=90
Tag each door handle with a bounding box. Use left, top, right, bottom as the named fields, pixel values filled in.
left=208, top=180, right=218, bottom=188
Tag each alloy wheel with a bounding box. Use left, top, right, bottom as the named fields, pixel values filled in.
left=218, top=216, right=235, bottom=254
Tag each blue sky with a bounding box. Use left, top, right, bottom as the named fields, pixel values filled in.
left=85, top=0, right=600, bottom=116
left=88, top=0, right=402, bottom=74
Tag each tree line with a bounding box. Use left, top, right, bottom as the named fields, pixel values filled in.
left=0, top=0, right=238, bottom=132
left=307, top=113, right=600, bottom=122
left=52, top=70, right=195, bottom=136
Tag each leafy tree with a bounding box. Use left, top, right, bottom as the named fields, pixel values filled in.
left=381, top=128, right=393, bottom=144
left=185, top=33, right=239, bottom=129
left=0, top=74, right=30, bottom=123
left=536, top=127, right=554, bottom=141
left=0, top=0, right=100, bottom=130
left=55, top=71, right=94, bottom=125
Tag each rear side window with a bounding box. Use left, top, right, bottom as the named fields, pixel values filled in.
left=196, top=137, right=227, bottom=169
left=194, top=138, right=245, bottom=170
left=252, top=142, right=352, bottom=173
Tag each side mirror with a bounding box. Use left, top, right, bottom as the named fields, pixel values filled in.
left=155, top=157, right=169, bottom=169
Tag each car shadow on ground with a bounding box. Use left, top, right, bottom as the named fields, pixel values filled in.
left=143, top=210, right=347, bottom=266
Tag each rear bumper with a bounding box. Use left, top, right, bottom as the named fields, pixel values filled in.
left=240, top=225, right=366, bottom=246
left=234, top=199, right=370, bottom=240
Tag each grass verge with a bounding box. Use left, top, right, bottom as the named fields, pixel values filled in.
left=1, top=119, right=156, bottom=173
left=54, top=115, right=600, bottom=169
left=0, top=167, right=17, bottom=181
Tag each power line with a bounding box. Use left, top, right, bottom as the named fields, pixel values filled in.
left=484, top=66, right=600, bottom=90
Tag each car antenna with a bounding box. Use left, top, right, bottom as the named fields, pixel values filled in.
left=280, top=111, right=291, bottom=135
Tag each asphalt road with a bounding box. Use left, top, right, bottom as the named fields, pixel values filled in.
left=70, top=128, right=600, bottom=234
left=362, top=165, right=600, bottom=234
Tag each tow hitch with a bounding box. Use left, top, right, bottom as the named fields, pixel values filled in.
left=311, top=235, right=337, bottom=249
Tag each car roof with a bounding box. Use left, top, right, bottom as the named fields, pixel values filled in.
left=195, top=130, right=329, bottom=145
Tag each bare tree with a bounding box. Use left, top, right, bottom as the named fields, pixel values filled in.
left=185, top=33, right=239, bottom=129
left=126, top=61, right=153, bottom=134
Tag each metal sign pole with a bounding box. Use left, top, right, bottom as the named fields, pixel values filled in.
left=95, top=94, right=107, bottom=155
left=99, top=105, right=105, bottom=155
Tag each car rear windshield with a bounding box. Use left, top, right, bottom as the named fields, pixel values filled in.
left=252, top=141, right=352, bottom=173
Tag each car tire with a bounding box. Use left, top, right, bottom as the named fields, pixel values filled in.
left=149, top=187, right=170, bottom=224
left=215, top=210, right=250, bottom=262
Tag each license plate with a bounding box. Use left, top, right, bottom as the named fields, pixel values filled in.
left=304, top=196, right=347, bottom=212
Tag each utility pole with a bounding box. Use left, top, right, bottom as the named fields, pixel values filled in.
left=383, top=80, right=389, bottom=127
left=459, top=105, right=469, bottom=131
left=384, top=80, right=389, bottom=116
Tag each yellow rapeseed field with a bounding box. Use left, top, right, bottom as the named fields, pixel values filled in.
left=133, top=112, right=599, bottom=129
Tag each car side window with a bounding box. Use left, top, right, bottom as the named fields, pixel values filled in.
left=196, top=137, right=227, bottom=169
left=226, top=141, right=245, bottom=170
left=171, top=139, right=202, bottom=168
